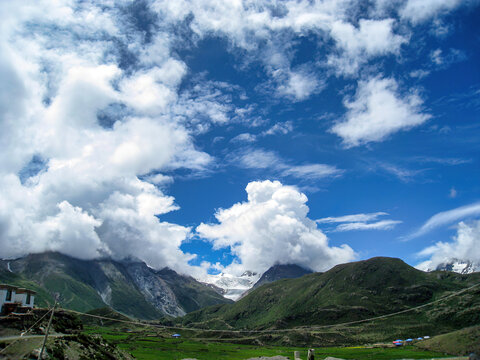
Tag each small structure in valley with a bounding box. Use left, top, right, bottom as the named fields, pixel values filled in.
left=171, top=333, right=181, bottom=338
left=0, top=284, right=36, bottom=314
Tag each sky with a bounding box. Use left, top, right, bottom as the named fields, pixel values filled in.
left=1, top=0, right=479, bottom=278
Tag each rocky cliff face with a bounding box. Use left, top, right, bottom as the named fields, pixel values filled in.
left=0, top=252, right=230, bottom=319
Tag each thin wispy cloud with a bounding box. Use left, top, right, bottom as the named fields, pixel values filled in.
left=317, top=212, right=402, bottom=232
left=232, top=148, right=343, bottom=181
left=335, top=220, right=402, bottom=232
left=405, top=201, right=480, bottom=240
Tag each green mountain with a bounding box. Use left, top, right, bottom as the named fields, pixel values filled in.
left=0, top=252, right=231, bottom=319
left=178, top=257, right=480, bottom=338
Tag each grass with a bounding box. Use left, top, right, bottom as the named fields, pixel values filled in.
left=416, top=325, right=480, bottom=356
left=83, top=326, right=453, bottom=360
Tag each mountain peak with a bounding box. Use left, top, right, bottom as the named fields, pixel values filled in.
left=253, top=263, right=313, bottom=289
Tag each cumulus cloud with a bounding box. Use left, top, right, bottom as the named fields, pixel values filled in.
left=331, top=76, right=431, bottom=147
left=196, top=180, right=356, bottom=274
left=328, top=18, right=407, bottom=75
left=0, top=0, right=218, bottom=276
left=416, top=220, right=480, bottom=270
left=406, top=202, right=480, bottom=240
left=317, top=212, right=401, bottom=232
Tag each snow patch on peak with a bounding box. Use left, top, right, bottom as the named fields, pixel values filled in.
left=417, top=258, right=480, bottom=274
left=199, top=271, right=260, bottom=301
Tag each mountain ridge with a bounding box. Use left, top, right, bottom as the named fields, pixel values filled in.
left=178, top=257, right=480, bottom=333
left=0, top=252, right=232, bottom=319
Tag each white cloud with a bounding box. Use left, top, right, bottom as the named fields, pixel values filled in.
left=407, top=202, right=480, bottom=240
left=196, top=180, right=356, bottom=274
left=275, top=67, right=324, bottom=101
left=335, top=220, right=402, bottom=232
left=377, top=163, right=423, bottom=183
left=282, top=164, right=342, bottom=180
left=431, top=49, right=443, bottom=65
left=261, top=121, right=293, bottom=136
left=416, top=220, right=480, bottom=270
left=331, top=76, right=431, bottom=147
left=317, top=212, right=401, bottom=232
left=317, top=212, right=389, bottom=223
left=449, top=187, right=457, bottom=199
left=328, top=18, right=407, bottom=75
left=410, top=69, right=431, bottom=79
left=401, top=0, right=463, bottom=24
left=231, top=133, right=257, bottom=143
left=233, top=148, right=342, bottom=180
left=0, top=0, right=218, bottom=277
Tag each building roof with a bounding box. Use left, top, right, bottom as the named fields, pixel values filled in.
left=0, top=284, right=36, bottom=294
left=15, top=288, right=37, bottom=294
left=0, top=284, right=18, bottom=290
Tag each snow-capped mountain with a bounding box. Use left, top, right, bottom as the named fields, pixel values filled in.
left=200, top=271, right=260, bottom=301
left=418, top=258, right=480, bottom=274
left=435, top=259, right=479, bottom=274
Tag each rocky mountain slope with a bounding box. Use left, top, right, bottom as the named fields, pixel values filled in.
left=179, top=257, right=480, bottom=333
left=0, top=252, right=231, bottom=319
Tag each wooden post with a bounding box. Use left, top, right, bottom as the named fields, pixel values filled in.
left=38, top=301, right=56, bottom=360
left=307, top=348, right=315, bottom=360
left=294, top=350, right=301, bottom=359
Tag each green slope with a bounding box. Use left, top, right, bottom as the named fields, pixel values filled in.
left=179, top=257, right=480, bottom=334
left=415, top=325, right=480, bottom=356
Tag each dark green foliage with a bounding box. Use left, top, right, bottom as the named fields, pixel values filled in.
left=53, top=310, right=83, bottom=333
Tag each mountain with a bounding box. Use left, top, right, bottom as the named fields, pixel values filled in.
left=200, top=271, right=260, bottom=301
left=0, top=252, right=231, bottom=319
left=199, top=265, right=312, bottom=301
left=253, top=264, right=312, bottom=289
left=179, top=257, right=480, bottom=334
left=434, top=259, right=480, bottom=274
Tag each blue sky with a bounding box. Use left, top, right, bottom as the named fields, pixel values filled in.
left=1, top=0, right=479, bottom=277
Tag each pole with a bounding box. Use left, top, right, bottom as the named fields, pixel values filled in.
left=38, top=301, right=56, bottom=360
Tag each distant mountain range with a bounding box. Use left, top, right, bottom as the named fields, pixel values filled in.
left=178, top=257, right=480, bottom=334
left=422, top=259, right=480, bottom=274
left=200, top=264, right=313, bottom=301
left=2, top=252, right=479, bottom=328
left=0, top=252, right=231, bottom=319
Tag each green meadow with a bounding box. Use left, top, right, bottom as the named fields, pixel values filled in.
left=83, top=326, right=452, bottom=360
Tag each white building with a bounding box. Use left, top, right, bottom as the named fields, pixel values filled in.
left=14, top=288, right=35, bottom=308
left=0, top=284, right=36, bottom=314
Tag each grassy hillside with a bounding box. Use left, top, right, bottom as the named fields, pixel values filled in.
left=178, top=257, right=480, bottom=343
left=416, top=325, right=480, bottom=356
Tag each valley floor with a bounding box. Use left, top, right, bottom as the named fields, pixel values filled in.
left=83, top=326, right=454, bottom=360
